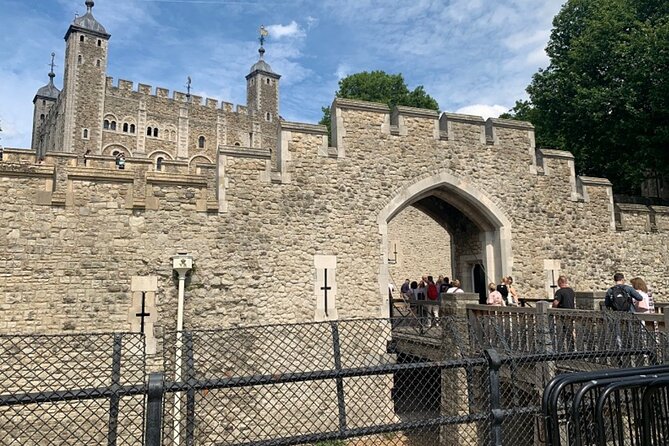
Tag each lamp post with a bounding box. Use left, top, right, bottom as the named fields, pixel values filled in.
left=171, top=252, right=193, bottom=446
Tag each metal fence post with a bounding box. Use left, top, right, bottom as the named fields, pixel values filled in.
left=107, top=333, right=122, bottom=446
left=484, top=348, right=503, bottom=446
left=185, top=332, right=196, bottom=445
left=145, top=372, right=165, bottom=446
left=330, top=321, right=347, bottom=434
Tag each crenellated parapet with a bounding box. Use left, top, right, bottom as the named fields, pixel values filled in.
left=0, top=152, right=218, bottom=212
left=104, top=76, right=248, bottom=114
left=615, top=203, right=669, bottom=232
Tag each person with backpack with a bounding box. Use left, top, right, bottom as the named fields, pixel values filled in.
left=605, top=273, right=643, bottom=312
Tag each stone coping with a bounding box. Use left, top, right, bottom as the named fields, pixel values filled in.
left=67, top=167, right=135, bottom=182
left=160, top=159, right=188, bottom=166
left=1, top=147, right=34, bottom=153
left=439, top=112, right=485, bottom=124
left=539, top=148, right=575, bottom=160
left=392, top=105, right=439, bottom=119
left=46, top=152, right=79, bottom=159
left=145, top=172, right=208, bottom=187
left=219, top=146, right=271, bottom=160
left=332, top=98, right=390, bottom=113
left=281, top=121, right=328, bottom=135
left=486, top=117, right=534, bottom=130
left=650, top=205, right=669, bottom=214
left=578, top=176, right=612, bottom=186
left=0, top=163, right=54, bottom=178
left=616, top=202, right=652, bottom=213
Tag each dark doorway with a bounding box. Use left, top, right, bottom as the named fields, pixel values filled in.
left=473, top=263, right=486, bottom=304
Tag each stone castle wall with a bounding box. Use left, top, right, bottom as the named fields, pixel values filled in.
left=2, top=99, right=668, bottom=350
left=387, top=206, right=452, bottom=286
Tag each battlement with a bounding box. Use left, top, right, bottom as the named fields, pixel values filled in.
left=615, top=202, right=669, bottom=232
left=329, top=97, right=537, bottom=153
left=104, top=76, right=246, bottom=113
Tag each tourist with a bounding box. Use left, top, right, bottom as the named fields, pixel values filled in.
left=427, top=276, right=440, bottom=323
left=487, top=283, right=504, bottom=306
left=439, top=276, right=451, bottom=293
left=552, top=275, right=575, bottom=309
left=507, top=276, right=519, bottom=306
left=116, top=152, right=126, bottom=170
left=497, top=278, right=510, bottom=305
left=631, top=277, right=653, bottom=313
left=400, top=279, right=411, bottom=299
left=446, top=279, right=464, bottom=294
left=604, top=273, right=642, bottom=312
left=409, top=280, right=418, bottom=301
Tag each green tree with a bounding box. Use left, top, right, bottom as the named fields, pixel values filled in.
left=504, top=0, right=669, bottom=194
left=319, top=71, right=439, bottom=138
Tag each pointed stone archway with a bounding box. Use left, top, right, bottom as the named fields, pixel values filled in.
left=377, top=171, right=513, bottom=316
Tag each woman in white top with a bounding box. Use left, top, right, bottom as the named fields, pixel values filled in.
left=631, top=277, right=653, bottom=313
left=446, top=279, right=464, bottom=294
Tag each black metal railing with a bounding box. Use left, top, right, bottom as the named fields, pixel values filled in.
left=1, top=314, right=668, bottom=446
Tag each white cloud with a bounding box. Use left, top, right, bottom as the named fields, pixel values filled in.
left=266, top=21, right=305, bottom=40
left=335, top=64, right=351, bottom=80
left=455, top=104, right=509, bottom=119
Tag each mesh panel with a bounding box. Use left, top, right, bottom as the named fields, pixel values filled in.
left=0, top=332, right=145, bottom=445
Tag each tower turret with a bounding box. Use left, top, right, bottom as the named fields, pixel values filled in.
left=246, top=27, right=280, bottom=123
left=32, top=53, right=61, bottom=153
left=246, top=26, right=280, bottom=149
left=61, top=0, right=110, bottom=154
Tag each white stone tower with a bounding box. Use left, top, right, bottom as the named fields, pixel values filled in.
left=246, top=27, right=280, bottom=149
left=61, top=0, right=110, bottom=154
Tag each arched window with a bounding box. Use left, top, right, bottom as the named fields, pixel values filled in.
left=153, top=128, right=159, bottom=138
left=82, top=129, right=89, bottom=139
left=97, top=39, right=102, bottom=47
left=110, top=121, right=116, bottom=131
left=234, top=142, right=241, bottom=146
left=77, top=55, right=82, bottom=65
left=104, top=120, right=110, bottom=129
left=266, top=78, right=270, bottom=85
left=147, top=127, right=152, bottom=136
left=198, top=136, right=205, bottom=148
left=80, top=35, right=84, bottom=42
left=265, top=112, right=271, bottom=122
left=130, top=124, right=135, bottom=134
left=96, top=59, right=101, bottom=67
left=156, top=157, right=164, bottom=171
left=40, top=114, right=45, bottom=121
left=123, top=123, right=128, bottom=133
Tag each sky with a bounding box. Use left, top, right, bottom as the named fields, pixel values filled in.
left=0, top=0, right=566, bottom=148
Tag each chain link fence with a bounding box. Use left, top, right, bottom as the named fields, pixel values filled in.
left=1, top=310, right=668, bottom=445
left=0, top=332, right=145, bottom=445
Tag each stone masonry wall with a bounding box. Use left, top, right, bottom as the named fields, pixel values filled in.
left=1, top=99, right=668, bottom=351
left=387, top=206, right=452, bottom=287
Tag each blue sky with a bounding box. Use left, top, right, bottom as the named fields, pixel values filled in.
left=0, top=0, right=565, bottom=148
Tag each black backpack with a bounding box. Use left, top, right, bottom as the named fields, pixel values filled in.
left=610, top=285, right=632, bottom=311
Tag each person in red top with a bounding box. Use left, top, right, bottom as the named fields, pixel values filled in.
left=427, top=276, right=439, bottom=325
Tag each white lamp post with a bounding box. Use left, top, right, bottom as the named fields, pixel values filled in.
left=171, top=252, right=193, bottom=446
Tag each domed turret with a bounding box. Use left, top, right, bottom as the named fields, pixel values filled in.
left=34, top=57, right=60, bottom=102
left=65, top=1, right=110, bottom=40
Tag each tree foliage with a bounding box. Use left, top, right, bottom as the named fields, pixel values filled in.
left=319, top=71, right=439, bottom=137
left=504, top=0, right=669, bottom=194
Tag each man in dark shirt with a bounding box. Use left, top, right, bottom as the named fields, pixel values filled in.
left=553, top=275, right=575, bottom=309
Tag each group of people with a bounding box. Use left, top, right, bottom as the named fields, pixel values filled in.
left=486, top=272, right=655, bottom=313
left=486, top=276, right=520, bottom=306
left=604, top=273, right=655, bottom=313
left=399, top=275, right=464, bottom=302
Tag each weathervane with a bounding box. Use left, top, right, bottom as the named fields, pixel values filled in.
left=49, top=52, right=56, bottom=72
left=259, top=25, right=268, bottom=47
left=186, top=76, right=192, bottom=101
